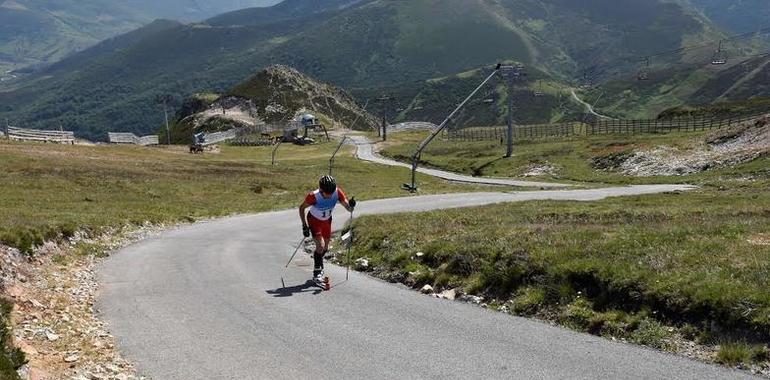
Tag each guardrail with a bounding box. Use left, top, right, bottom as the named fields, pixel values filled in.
left=201, top=129, right=238, bottom=146
left=7, top=127, right=75, bottom=144
left=108, top=132, right=159, bottom=146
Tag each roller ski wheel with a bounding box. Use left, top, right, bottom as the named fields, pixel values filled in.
left=314, top=276, right=331, bottom=291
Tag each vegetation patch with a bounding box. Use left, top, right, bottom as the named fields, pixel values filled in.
left=0, top=139, right=496, bottom=255
left=0, top=298, right=25, bottom=380
left=341, top=184, right=770, bottom=367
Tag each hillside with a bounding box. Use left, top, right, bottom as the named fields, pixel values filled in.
left=0, top=0, right=721, bottom=140
left=168, top=65, right=378, bottom=143
left=0, top=0, right=281, bottom=75
left=686, top=0, right=770, bottom=33
left=354, top=64, right=584, bottom=127
left=581, top=54, right=770, bottom=119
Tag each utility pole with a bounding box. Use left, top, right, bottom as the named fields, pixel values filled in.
left=382, top=117, right=387, bottom=141
left=3, top=118, right=9, bottom=139
left=163, top=100, right=170, bottom=145
left=500, top=64, right=523, bottom=158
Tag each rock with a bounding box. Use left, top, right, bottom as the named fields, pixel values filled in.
left=29, top=368, right=56, bottom=380
left=45, top=331, right=59, bottom=341
left=414, top=252, right=425, bottom=259
left=29, top=299, right=45, bottom=309
left=16, top=364, right=29, bottom=380
left=7, top=284, right=24, bottom=298
left=439, top=288, right=457, bottom=300
left=13, top=337, right=37, bottom=356
left=420, top=285, right=434, bottom=294
left=64, top=353, right=80, bottom=363
left=354, top=258, right=369, bottom=270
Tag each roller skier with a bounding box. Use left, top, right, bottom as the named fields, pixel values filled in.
left=299, top=175, right=356, bottom=288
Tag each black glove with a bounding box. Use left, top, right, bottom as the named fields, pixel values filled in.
left=302, top=225, right=310, bottom=238
left=349, top=197, right=357, bottom=210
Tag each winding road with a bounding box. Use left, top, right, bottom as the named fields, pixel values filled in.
left=571, top=89, right=615, bottom=120
left=349, top=135, right=571, bottom=188
left=98, top=138, right=753, bottom=379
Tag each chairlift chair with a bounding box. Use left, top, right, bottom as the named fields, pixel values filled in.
left=711, top=40, right=728, bottom=65
left=533, top=80, right=544, bottom=96
left=637, top=58, right=650, bottom=81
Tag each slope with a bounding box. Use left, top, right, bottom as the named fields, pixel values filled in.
left=581, top=53, right=770, bottom=119
left=0, top=0, right=281, bottom=75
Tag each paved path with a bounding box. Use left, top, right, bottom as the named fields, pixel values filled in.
left=97, top=185, right=757, bottom=380
left=348, top=135, right=572, bottom=188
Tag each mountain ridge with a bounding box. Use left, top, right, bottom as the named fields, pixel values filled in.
left=0, top=0, right=746, bottom=140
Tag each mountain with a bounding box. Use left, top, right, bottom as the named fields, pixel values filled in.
left=0, top=0, right=281, bottom=74
left=167, top=65, right=378, bottom=143
left=686, top=0, right=770, bottom=33
left=579, top=53, right=770, bottom=119
left=0, top=0, right=725, bottom=140
left=353, top=64, right=585, bottom=127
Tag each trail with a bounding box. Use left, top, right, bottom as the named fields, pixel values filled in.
left=571, top=89, right=615, bottom=119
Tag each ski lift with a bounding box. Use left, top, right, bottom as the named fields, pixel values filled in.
left=637, top=57, right=650, bottom=81
left=711, top=40, right=727, bottom=65
left=534, top=80, right=544, bottom=97
left=483, top=98, right=495, bottom=104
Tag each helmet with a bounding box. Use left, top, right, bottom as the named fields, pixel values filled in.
left=319, top=175, right=337, bottom=194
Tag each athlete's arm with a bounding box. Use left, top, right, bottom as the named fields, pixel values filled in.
left=338, top=189, right=354, bottom=212
left=299, top=201, right=311, bottom=228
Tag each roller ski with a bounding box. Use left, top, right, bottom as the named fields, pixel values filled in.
left=313, top=273, right=331, bottom=291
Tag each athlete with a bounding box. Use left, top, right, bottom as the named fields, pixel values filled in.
left=299, top=175, right=356, bottom=283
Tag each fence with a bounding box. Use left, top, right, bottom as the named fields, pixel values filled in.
left=445, top=111, right=767, bottom=142
left=446, top=123, right=579, bottom=142
left=7, top=127, right=75, bottom=144
left=201, top=129, right=238, bottom=146
left=108, top=132, right=159, bottom=146
left=586, top=114, right=760, bottom=135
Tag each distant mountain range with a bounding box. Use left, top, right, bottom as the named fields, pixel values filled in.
left=0, top=0, right=281, bottom=72
left=1, top=0, right=768, bottom=140
left=687, top=0, right=770, bottom=33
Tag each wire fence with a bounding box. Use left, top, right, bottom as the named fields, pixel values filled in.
left=444, top=111, right=767, bottom=142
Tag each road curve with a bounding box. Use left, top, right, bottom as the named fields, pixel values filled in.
left=348, top=135, right=573, bottom=189
left=571, top=89, right=615, bottom=120
left=97, top=186, right=754, bottom=380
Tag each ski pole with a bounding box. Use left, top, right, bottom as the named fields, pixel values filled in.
left=280, top=236, right=306, bottom=288
left=346, top=209, right=354, bottom=281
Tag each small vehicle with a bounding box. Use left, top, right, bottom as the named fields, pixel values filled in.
left=190, top=132, right=206, bottom=154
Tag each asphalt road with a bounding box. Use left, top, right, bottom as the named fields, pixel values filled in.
left=98, top=185, right=755, bottom=379
left=348, top=135, right=572, bottom=189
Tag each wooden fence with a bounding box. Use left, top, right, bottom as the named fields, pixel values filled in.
left=108, top=132, right=159, bottom=146
left=445, top=123, right=579, bottom=142
left=7, top=127, right=75, bottom=144
left=445, top=112, right=767, bottom=142
left=587, top=114, right=760, bottom=135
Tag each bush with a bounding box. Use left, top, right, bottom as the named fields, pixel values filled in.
left=0, top=299, right=25, bottom=380
left=512, top=287, right=547, bottom=315
left=717, top=342, right=752, bottom=366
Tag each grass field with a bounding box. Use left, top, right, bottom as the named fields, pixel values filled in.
left=0, top=139, right=496, bottom=253
left=344, top=128, right=770, bottom=367
left=378, top=129, right=769, bottom=187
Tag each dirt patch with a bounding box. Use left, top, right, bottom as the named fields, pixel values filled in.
left=522, top=162, right=559, bottom=177
left=0, top=224, right=175, bottom=380
left=592, top=119, right=769, bottom=177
